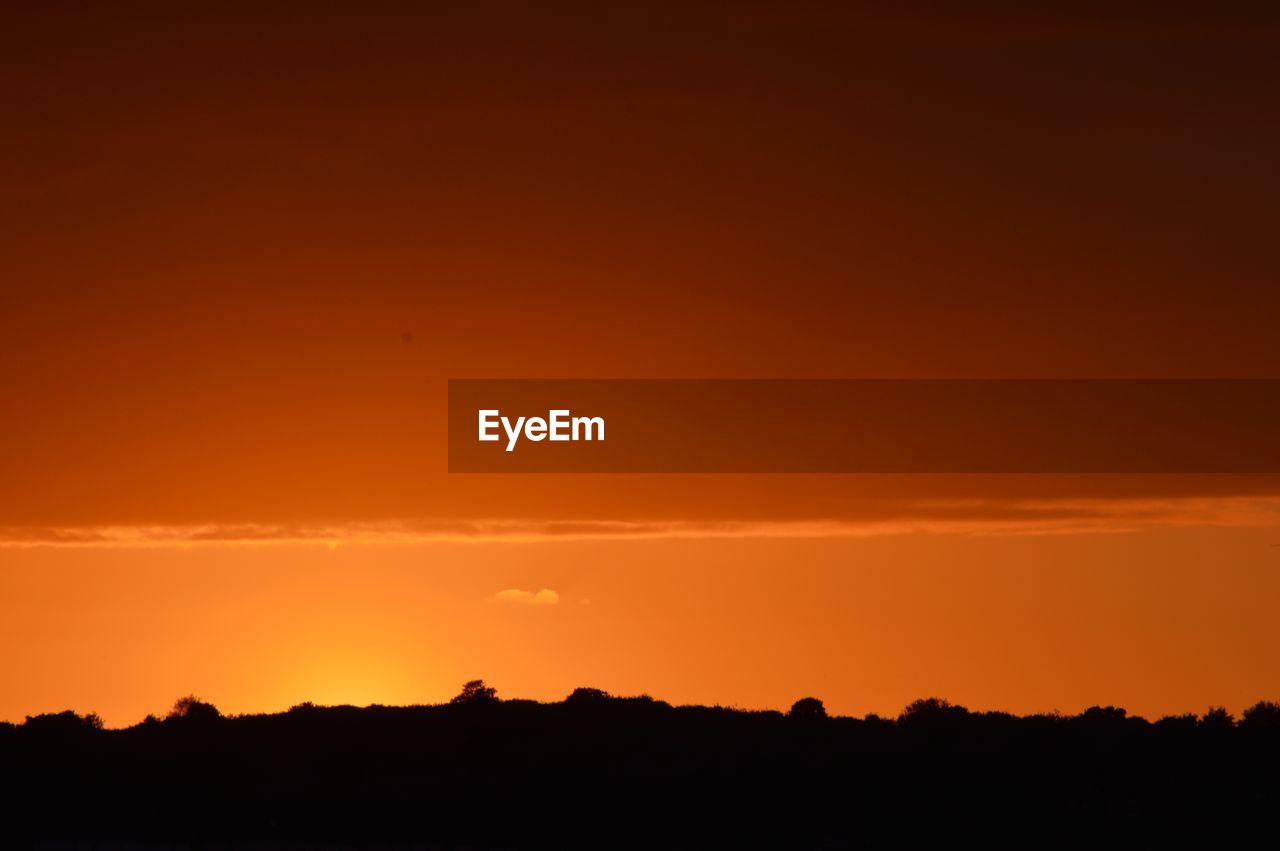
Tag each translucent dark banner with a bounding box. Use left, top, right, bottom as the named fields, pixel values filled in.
left=448, top=379, right=1280, bottom=473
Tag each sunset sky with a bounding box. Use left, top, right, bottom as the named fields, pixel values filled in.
left=3, top=2, right=1279, bottom=726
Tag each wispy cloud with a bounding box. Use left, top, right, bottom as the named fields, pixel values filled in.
left=493, top=588, right=560, bottom=606
left=0, top=496, right=1277, bottom=549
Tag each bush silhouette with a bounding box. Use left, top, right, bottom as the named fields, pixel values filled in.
left=1078, top=705, right=1130, bottom=726
left=565, top=687, right=611, bottom=704
left=899, top=697, right=969, bottom=723
left=21, top=710, right=102, bottom=734
left=1200, top=706, right=1235, bottom=730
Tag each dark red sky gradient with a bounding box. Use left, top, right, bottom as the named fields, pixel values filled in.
left=3, top=2, right=1280, bottom=530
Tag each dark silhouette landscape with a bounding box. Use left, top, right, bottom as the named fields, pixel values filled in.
left=5, top=682, right=1280, bottom=848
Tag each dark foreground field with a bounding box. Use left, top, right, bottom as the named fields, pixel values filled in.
left=4, top=685, right=1280, bottom=849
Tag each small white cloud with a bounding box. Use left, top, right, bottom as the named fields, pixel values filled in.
left=493, top=588, right=559, bottom=606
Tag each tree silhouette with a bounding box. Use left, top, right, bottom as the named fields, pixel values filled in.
left=450, top=679, right=498, bottom=705
left=788, top=697, right=827, bottom=719
left=1241, top=700, right=1280, bottom=729
left=1200, top=706, right=1235, bottom=730
left=6, top=686, right=1280, bottom=845
left=167, top=695, right=221, bottom=722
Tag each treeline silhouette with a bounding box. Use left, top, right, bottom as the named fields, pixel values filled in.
left=4, top=681, right=1280, bottom=848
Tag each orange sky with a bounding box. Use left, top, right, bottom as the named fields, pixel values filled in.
left=2, top=2, right=1279, bottom=725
